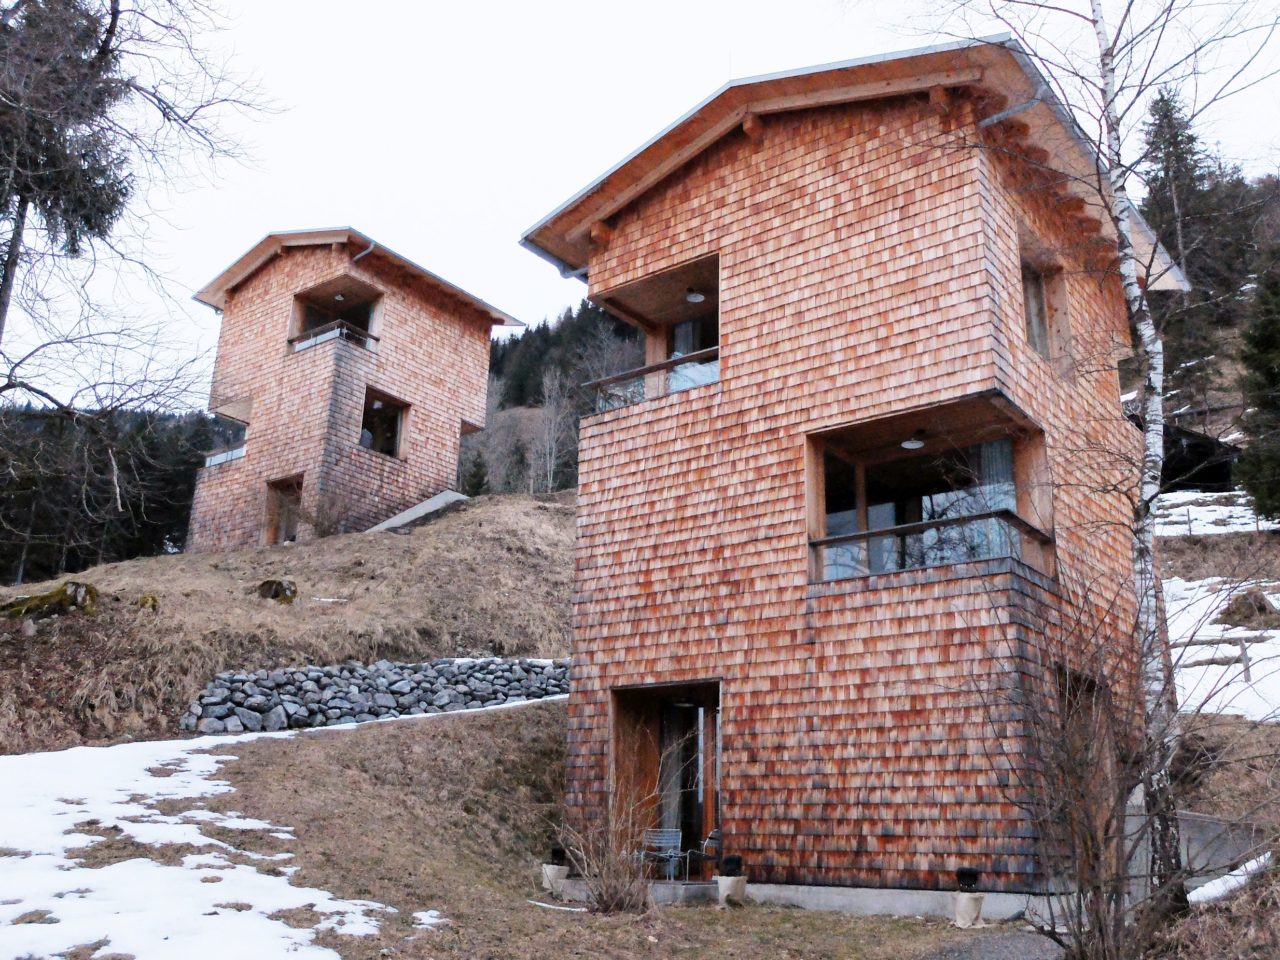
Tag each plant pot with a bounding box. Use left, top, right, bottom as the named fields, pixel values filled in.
left=954, top=891, right=986, bottom=928
left=716, top=874, right=748, bottom=907
left=541, top=863, right=569, bottom=894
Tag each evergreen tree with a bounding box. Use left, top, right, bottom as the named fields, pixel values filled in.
left=1235, top=248, right=1280, bottom=517
left=490, top=300, right=634, bottom=408
left=459, top=449, right=488, bottom=497
left=1140, top=90, right=1265, bottom=414
left=0, top=0, right=133, bottom=342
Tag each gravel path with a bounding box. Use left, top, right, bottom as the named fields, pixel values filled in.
left=921, top=929, right=1063, bottom=960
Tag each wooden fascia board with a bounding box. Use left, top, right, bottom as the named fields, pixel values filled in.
left=744, top=67, right=983, bottom=116
left=195, top=231, right=351, bottom=309
left=562, top=67, right=985, bottom=248
left=194, top=238, right=284, bottom=309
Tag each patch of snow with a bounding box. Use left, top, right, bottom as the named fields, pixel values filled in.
left=0, top=696, right=563, bottom=958
left=1153, top=490, right=1280, bottom=537
left=1163, top=576, right=1280, bottom=721
left=412, top=909, right=449, bottom=927
left=0, top=732, right=389, bottom=959
left=526, top=900, right=587, bottom=912
left=1120, top=390, right=1138, bottom=403
left=1187, top=853, right=1272, bottom=904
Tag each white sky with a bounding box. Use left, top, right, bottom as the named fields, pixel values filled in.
left=105, top=0, right=1280, bottom=384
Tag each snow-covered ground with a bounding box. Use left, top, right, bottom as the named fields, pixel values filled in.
left=1154, top=489, right=1280, bottom=537
left=1165, top=576, right=1280, bottom=721
left=1149, top=487, right=1280, bottom=719
left=0, top=698, right=563, bottom=960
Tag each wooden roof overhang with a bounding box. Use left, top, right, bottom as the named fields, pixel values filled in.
left=521, top=37, right=1188, bottom=295
left=195, top=227, right=523, bottom=328
left=813, top=390, right=1042, bottom=465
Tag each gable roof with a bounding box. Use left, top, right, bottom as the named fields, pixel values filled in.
left=521, top=37, right=1188, bottom=292
left=195, top=227, right=523, bottom=327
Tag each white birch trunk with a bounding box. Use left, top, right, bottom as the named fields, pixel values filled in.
left=1089, top=0, right=1186, bottom=903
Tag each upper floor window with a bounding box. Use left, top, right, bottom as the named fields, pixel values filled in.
left=291, top=275, right=383, bottom=352
left=1022, top=262, right=1050, bottom=359
left=808, top=406, right=1054, bottom=582
left=586, top=254, right=720, bottom=411
left=360, top=387, right=408, bottom=457
left=1019, top=243, right=1072, bottom=376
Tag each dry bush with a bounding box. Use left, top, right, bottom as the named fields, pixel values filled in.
left=296, top=487, right=354, bottom=539
left=557, top=799, right=654, bottom=914
left=0, top=493, right=574, bottom=753
left=1147, top=863, right=1280, bottom=959
left=1155, top=532, right=1280, bottom=583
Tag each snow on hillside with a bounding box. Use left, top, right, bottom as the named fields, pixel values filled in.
left=0, top=699, right=560, bottom=959
left=1164, top=576, right=1280, bottom=722
left=1153, top=488, right=1280, bottom=720
left=1154, top=490, right=1280, bottom=537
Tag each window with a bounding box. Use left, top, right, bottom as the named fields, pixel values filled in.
left=587, top=254, right=721, bottom=410
left=1022, top=262, right=1050, bottom=359
left=291, top=275, right=382, bottom=351
left=666, top=313, right=720, bottom=393
left=810, top=423, right=1052, bottom=582
left=1019, top=248, right=1072, bottom=376
left=266, top=476, right=302, bottom=545
left=359, top=388, right=408, bottom=457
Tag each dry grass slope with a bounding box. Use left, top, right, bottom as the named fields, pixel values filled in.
left=0, top=494, right=574, bottom=754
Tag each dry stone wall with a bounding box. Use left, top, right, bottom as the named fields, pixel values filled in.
left=181, top=657, right=570, bottom=734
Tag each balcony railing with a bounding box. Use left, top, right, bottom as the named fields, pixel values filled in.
left=204, top=445, right=246, bottom=468
left=811, top=509, right=1052, bottom=582
left=582, top=347, right=720, bottom=413
left=289, top=320, right=379, bottom=353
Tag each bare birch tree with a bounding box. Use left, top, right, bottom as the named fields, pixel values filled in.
left=930, top=0, right=1279, bottom=907
left=533, top=368, right=576, bottom=494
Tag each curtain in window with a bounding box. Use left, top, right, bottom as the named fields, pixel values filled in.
left=917, top=439, right=1017, bottom=566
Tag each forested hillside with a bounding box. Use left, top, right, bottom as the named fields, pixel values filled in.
left=1138, top=91, right=1280, bottom=441
left=459, top=299, right=639, bottom=496
left=0, top=408, right=232, bottom=584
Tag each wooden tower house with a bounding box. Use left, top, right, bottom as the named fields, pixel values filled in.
left=187, top=228, right=519, bottom=552
left=522, top=38, right=1186, bottom=902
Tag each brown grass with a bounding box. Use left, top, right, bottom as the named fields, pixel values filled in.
left=1176, top=713, right=1280, bottom=837
left=1147, top=864, right=1280, bottom=959
left=204, top=700, right=976, bottom=960
left=1156, top=530, right=1280, bottom=583
left=0, top=493, right=574, bottom=754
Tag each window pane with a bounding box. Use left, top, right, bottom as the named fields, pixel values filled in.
left=822, top=450, right=864, bottom=579
left=361, top=390, right=406, bottom=457
left=859, top=440, right=1018, bottom=573
left=1023, top=264, right=1049, bottom=358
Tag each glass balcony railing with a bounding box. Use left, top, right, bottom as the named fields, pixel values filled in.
left=583, top=347, right=720, bottom=413
left=204, top=445, right=245, bottom=468
left=289, top=320, right=378, bottom=353
left=811, top=509, right=1052, bottom=581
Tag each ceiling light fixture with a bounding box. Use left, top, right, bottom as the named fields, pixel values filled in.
left=333, top=293, right=345, bottom=302
left=900, top=430, right=927, bottom=450
left=685, top=288, right=706, bottom=304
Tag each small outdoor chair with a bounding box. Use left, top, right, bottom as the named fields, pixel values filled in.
left=638, top=827, right=689, bottom=881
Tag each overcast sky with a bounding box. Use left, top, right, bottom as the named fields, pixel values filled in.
left=123, top=0, right=1280, bottom=376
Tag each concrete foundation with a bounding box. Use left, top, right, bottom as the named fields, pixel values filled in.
left=557, top=876, right=1050, bottom=920
left=745, top=883, right=1049, bottom=921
